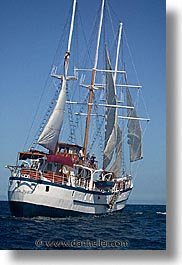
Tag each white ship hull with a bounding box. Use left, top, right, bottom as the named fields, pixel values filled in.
left=8, top=176, right=132, bottom=217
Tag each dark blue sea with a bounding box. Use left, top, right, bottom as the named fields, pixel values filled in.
left=0, top=201, right=166, bottom=250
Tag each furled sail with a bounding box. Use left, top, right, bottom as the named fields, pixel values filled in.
left=126, top=87, right=143, bottom=162
left=103, top=47, right=117, bottom=169
left=37, top=77, right=67, bottom=153
left=109, top=123, right=122, bottom=177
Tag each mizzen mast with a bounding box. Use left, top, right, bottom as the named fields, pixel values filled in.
left=83, top=0, right=105, bottom=157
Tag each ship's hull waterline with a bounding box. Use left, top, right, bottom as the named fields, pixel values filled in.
left=8, top=177, right=132, bottom=217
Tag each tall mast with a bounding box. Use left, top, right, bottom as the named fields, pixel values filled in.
left=68, top=0, right=77, bottom=53
left=83, top=0, right=105, bottom=156
left=37, top=0, right=77, bottom=153
left=64, top=0, right=77, bottom=77
left=113, top=22, right=123, bottom=85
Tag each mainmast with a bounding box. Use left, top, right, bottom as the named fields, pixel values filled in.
left=83, top=0, right=105, bottom=156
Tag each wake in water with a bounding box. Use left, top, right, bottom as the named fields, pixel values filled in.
left=156, top=211, right=166, bottom=215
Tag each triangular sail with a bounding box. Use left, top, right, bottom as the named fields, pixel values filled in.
left=37, top=77, right=67, bottom=153
left=37, top=0, right=77, bottom=154
left=126, top=87, right=143, bottom=162
left=109, top=123, right=122, bottom=177
left=103, top=47, right=117, bottom=169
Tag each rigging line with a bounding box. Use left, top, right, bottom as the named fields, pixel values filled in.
left=23, top=77, right=54, bottom=151
left=126, top=87, right=141, bottom=121
left=70, top=92, right=89, bottom=145
left=123, top=29, right=140, bottom=85
left=50, top=14, right=71, bottom=70
left=23, top=68, right=62, bottom=150
left=73, top=93, right=89, bottom=127
left=105, top=0, right=118, bottom=57
left=67, top=5, right=101, bottom=108
left=131, top=122, right=149, bottom=182
left=73, top=4, right=79, bottom=69
left=119, top=90, right=126, bottom=169
left=87, top=93, right=97, bottom=150
left=62, top=7, right=102, bottom=145
left=121, top=111, right=143, bottom=160
left=106, top=0, right=125, bottom=64
left=97, top=106, right=105, bottom=144
left=140, top=89, right=150, bottom=120
left=77, top=7, right=93, bottom=68
left=58, top=83, right=74, bottom=143
left=30, top=83, right=61, bottom=149
left=97, top=123, right=105, bottom=152
left=106, top=0, right=120, bottom=24
left=88, top=95, right=104, bottom=152
left=60, top=90, right=75, bottom=144
left=132, top=87, right=140, bottom=115
left=103, top=91, right=117, bottom=145
left=23, top=5, right=73, bottom=151
left=87, top=6, right=102, bottom=67
left=77, top=2, right=101, bottom=70
left=105, top=1, right=115, bottom=40
left=95, top=120, right=104, bottom=152
left=131, top=163, right=141, bottom=181
left=126, top=87, right=145, bottom=162
left=66, top=85, right=75, bottom=143
left=60, top=87, right=72, bottom=144
left=102, top=124, right=122, bottom=163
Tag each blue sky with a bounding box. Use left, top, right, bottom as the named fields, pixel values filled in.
left=0, top=0, right=166, bottom=204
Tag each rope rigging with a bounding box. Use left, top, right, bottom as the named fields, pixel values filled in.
left=23, top=2, right=76, bottom=151
left=30, top=81, right=61, bottom=150
left=22, top=0, right=149, bottom=183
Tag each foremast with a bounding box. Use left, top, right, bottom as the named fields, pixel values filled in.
left=63, top=0, right=77, bottom=77
left=37, top=0, right=77, bottom=154
left=83, top=0, right=105, bottom=157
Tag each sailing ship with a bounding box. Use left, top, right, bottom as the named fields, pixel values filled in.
left=6, top=0, right=150, bottom=217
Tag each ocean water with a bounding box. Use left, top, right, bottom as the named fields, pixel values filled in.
left=0, top=201, right=166, bottom=250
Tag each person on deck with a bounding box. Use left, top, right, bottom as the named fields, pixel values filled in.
left=79, top=148, right=84, bottom=164
left=90, top=153, right=96, bottom=167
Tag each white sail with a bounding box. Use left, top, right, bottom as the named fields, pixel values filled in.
left=103, top=47, right=117, bottom=169
left=37, top=0, right=77, bottom=154
left=37, top=77, right=67, bottom=153
left=126, top=87, right=143, bottom=162
left=109, top=123, right=122, bottom=177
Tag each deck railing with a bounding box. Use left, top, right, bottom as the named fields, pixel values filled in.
left=20, top=169, right=131, bottom=191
